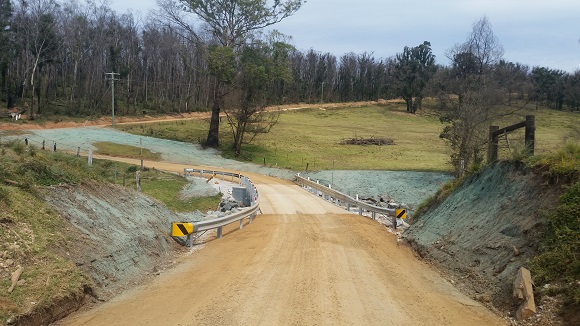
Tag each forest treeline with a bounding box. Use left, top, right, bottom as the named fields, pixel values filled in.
left=0, top=0, right=578, bottom=119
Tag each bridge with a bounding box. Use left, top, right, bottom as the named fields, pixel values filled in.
left=59, top=158, right=504, bottom=326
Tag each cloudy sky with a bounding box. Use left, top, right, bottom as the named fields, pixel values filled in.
left=110, top=0, right=580, bottom=72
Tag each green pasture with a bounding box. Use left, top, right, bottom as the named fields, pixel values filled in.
left=117, top=102, right=451, bottom=171
left=115, top=101, right=580, bottom=172
left=93, top=141, right=162, bottom=161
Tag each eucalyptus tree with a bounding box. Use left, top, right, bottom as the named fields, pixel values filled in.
left=159, top=0, right=305, bottom=147
left=494, top=60, right=529, bottom=105
left=337, top=53, right=357, bottom=101
left=530, top=67, right=566, bottom=110
left=226, top=35, right=294, bottom=155
left=59, top=1, right=93, bottom=111
left=0, top=0, right=15, bottom=107
left=356, top=52, right=377, bottom=101
left=14, top=0, right=61, bottom=118
left=392, top=41, right=436, bottom=113
left=563, top=70, right=580, bottom=111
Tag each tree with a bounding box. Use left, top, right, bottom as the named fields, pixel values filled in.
left=163, top=0, right=305, bottom=147
left=438, top=17, right=505, bottom=175
left=531, top=66, right=566, bottom=110
left=563, top=70, right=580, bottom=111
left=0, top=0, right=15, bottom=107
left=494, top=60, right=529, bottom=105
left=14, top=0, right=61, bottom=118
left=225, top=35, right=293, bottom=155
left=392, top=41, right=436, bottom=113
left=30, top=11, right=60, bottom=117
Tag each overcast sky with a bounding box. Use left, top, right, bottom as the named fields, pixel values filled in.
left=110, top=0, right=580, bottom=72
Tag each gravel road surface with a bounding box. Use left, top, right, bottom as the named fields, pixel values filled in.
left=56, top=158, right=504, bottom=326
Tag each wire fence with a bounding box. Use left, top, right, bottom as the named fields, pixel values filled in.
left=0, top=134, right=146, bottom=190
left=1, top=133, right=96, bottom=158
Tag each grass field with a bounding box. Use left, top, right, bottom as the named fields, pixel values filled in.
left=116, top=101, right=580, bottom=172
left=117, top=101, right=451, bottom=171
left=93, top=141, right=162, bottom=161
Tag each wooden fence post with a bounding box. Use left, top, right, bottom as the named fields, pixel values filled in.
left=525, top=115, right=535, bottom=156
left=488, top=126, right=499, bottom=163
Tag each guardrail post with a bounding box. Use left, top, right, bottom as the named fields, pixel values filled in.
left=239, top=218, right=244, bottom=229
left=217, top=226, right=223, bottom=238
left=359, top=207, right=363, bottom=215
left=372, top=212, right=376, bottom=220
left=200, top=170, right=203, bottom=177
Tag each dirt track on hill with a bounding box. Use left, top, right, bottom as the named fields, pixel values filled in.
left=56, top=158, right=505, bottom=326
left=0, top=100, right=392, bottom=131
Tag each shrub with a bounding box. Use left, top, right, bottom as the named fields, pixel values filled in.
left=530, top=181, right=580, bottom=304
left=528, top=143, right=580, bottom=305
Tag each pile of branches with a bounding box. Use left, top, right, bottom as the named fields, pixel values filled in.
left=340, top=136, right=394, bottom=146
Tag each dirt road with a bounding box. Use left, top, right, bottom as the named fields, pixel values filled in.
left=57, top=158, right=505, bottom=326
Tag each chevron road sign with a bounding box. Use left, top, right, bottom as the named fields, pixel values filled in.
left=171, top=222, right=195, bottom=236
left=395, top=208, right=407, bottom=219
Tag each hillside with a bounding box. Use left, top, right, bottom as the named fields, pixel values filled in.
left=404, top=161, right=578, bottom=325
left=0, top=142, right=203, bottom=325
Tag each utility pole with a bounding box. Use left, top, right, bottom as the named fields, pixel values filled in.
left=105, top=72, right=120, bottom=126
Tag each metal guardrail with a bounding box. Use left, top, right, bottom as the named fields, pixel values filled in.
left=294, top=174, right=397, bottom=219
left=183, top=168, right=260, bottom=238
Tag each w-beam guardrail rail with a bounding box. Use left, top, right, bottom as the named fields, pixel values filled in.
left=183, top=168, right=260, bottom=240
left=294, top=174, right=398, bottom=219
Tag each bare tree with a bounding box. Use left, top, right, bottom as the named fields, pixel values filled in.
left=438, top=17, right=507, bottom=175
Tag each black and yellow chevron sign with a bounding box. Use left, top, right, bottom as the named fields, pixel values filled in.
left=395, top=208, right=407, bottom=219
left=171, top=222, right=195, bottom=236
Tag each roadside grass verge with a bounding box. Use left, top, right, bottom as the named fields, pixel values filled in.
left=93, top=141, right=162, bottom=161
left=136, top=169, right=222, bottom=212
